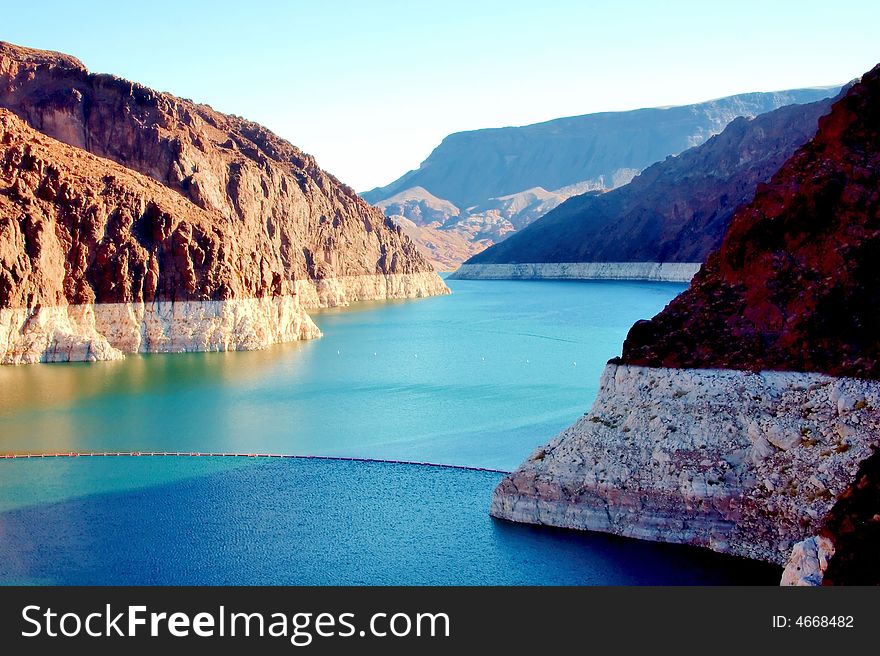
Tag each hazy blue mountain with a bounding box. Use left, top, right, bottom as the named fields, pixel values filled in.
left=363, top=87, right=840, bottom=211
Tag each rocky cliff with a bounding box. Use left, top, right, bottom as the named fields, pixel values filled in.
left=493, top=364, right=879, bottom=569
left=491, top=65, right=880, bottom=584
left=460, top=93, right=839, bottom=274
left=619, top=70, right=879, bottom=380
left=0, top=42, right=448, bottom=363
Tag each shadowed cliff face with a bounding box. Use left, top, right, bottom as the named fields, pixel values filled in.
left=466, top=95, right=838, bottom=266
left=820, top=447, right=880, bottom=585
left=620, top=65, right=880, bottom=380
left=0, top=41, right=438, bottom=295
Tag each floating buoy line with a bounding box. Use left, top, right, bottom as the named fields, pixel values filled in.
left=0, top=451, right=511, bottom=474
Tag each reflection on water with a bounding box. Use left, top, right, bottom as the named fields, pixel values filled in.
left=0, top=279, right=685, bottom=470
left=0, top=342, right=306, bottom=415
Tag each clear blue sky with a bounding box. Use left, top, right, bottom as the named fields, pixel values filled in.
left=3, top=0, right=878, bottom=190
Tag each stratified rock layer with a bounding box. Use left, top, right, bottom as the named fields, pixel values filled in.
left=491, top=364, right=880, bottom=565
left=0, top=42, right=448, bottom=363
left=451, top=262, right=700, bottom=283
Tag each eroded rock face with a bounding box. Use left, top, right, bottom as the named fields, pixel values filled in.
left=781, top=536, right=835, bottom=586
left=0, top=108, right=322, bottom=363
left=491, top=365, right=880, bottom=565
left=0, top=42, right=448, bottom=363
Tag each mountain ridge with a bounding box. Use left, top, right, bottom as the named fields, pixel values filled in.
left=367, top=86, right=840, bottom=269
left=461, top=92, right=842, bottom=270
left=364, top=86, right=840, bottom=209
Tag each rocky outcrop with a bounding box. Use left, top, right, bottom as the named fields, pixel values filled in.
left=492, top=364, right=880, bottom=565
left=0, top=42, right=448, bottom=363
left=492, top=66, right=880, bottom=584
left=451, top=262, right=700, bottom=283
left=0, top=108, right=322, bottom=363
left=618, top=69, right=880, bottom=380
left=781, top=536, right=835, bottom=586
left=465, top=93, right=840, bottom=271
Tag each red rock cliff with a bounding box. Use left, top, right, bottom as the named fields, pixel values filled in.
left=0, top=42, right=448, bottom=363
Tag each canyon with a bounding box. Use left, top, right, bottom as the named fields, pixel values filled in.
left=457, top=92, right=841, bottom=280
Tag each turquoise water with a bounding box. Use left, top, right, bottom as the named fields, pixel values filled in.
left=0, top=279, right=683, bottom=470
left=0, top=278, right=781, bottom=584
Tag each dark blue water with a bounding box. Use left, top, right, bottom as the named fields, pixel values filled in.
left=0, top=458, right=779, bottom=585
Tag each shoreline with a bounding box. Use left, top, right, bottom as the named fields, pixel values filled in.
left=450, top=262, right=701, bottom=282
left=491, top=363, right=880, bottom=583
left=1, top=272, right=450, bottom=365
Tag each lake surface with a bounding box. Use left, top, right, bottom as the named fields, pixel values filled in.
left=0, top=279, right=683, bottom=469
left=0, top=278, right=781, bottom=584
left=0, top=458, right=779, bottom=585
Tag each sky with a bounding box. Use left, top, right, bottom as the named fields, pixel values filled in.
left=3, top=0, right=879, bottom=191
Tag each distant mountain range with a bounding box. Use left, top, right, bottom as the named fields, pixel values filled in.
left=365, top=87, right=840, bottom=269
left=374, top=183, right=598, bottom=270
left=456, top=91, right=841, bottom=275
